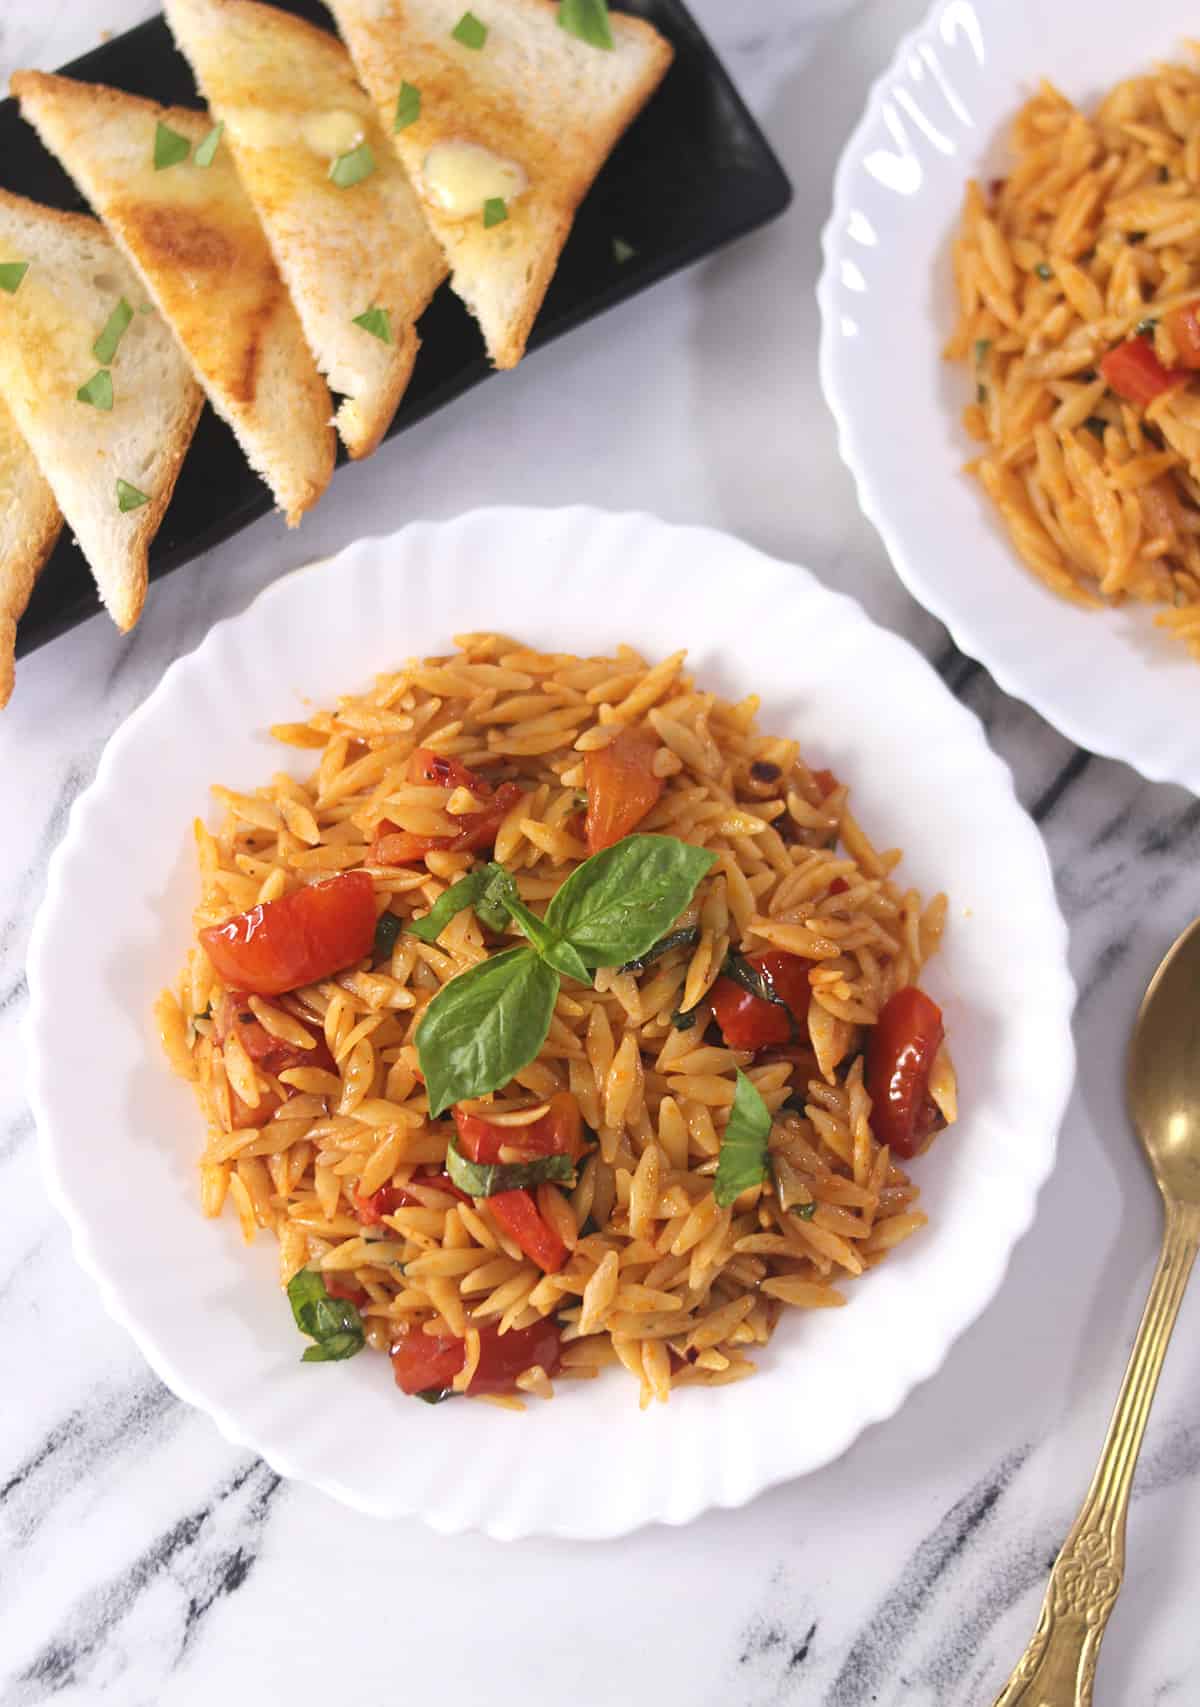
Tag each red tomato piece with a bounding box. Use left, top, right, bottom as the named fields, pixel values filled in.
left=369, top=781, right=524, bottom=866
left=200, top=872, right=376, bottom=997
left=323, top=1273, right=366, bottom=1306
left=489, top=1189, right=568, bottom=1274
left=408, top=748, right=484, bottom=791
left=215, top=994, right=335, bottom=1078
left=390, top=1316, right=562, bottom=1396
left=390, top=1327, right=467, bottom=1396
left=709, top=951, right=812, bottom=1052
left=1100, top=337, right=1187, bottom=406
left=228, top=1085, right=284, bottom=1130
left=828, top=877, right=850, bottom=896
left=354, top=1171, right=471, bottom=1224
left=453, top=1091, right=583, bottom=1165
left=1166, top=302, right=1200, bottom=370
left=865, top=986, right=946, bottom=1160
left=584, top=725, right=664, bottom=853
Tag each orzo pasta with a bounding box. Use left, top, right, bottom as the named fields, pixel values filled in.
left=157, top=636, right=957, bottom=1409
left=947, top=55, right=1200, bottom=655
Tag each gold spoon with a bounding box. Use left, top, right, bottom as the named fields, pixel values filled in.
left=992, top=916, right=1200, bottom=1707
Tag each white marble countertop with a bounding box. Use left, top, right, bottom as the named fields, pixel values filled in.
left=2, top=2, right=1198, bottom=1703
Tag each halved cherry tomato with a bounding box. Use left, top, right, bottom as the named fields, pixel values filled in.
left=353, top=1171, right=470, bottom=1224
left=390, top=1315, right=562, bottom=1397
left=1100, top=337, right=1187, bottom=406
left=369, top=781, right=525, bottom=866
left=228, top=1085, right=284, bottom=1130
left=1166, top=301, right=1200, bottom=369
left=453, top=1091, right=584, bottom=1165
left=709, top=951, right=812, bottom=1052
left=215, top=994, right=335, bottom=1078
left=584, top=725, right=663, bottom=853
left=489, top=1189, right=568, bottom=1273
left=324, top=1273, right=367, bottom=1306
left=865, top=986, right=945, bottom=1160
left=200, top=872, right=376, bottom=997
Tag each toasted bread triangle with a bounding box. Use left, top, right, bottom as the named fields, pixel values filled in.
left=13, top=71, right=336, bottom=522
left=0, top=393, right=62, bottom=708
left=165, top=0, right=447, bottom=459
left=0, top=188, right=201, bottom=643
left=327, top=0, right=673, bottom=369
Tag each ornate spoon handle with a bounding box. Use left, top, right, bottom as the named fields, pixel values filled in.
left=991, top=1199, right=1200, bottom=1707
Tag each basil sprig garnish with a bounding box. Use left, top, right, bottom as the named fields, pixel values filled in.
left=446, top=1137, right=576, bottom=1198
left=713, top=1070, right=773, bottom=1207
left=416, top=835, right=715, bottom=1115
left=286, top=1267, right=365, bottom=1362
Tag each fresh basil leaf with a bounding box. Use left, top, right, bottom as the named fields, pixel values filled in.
left=406, top=862, right=517, bottom=943
left=713, top=1070, right=772, bottom=1207
left=416, top=947, right=559, bottom=1116
left=286, top=1267, right=364, bottom=1362
left=373, top=912, right=401, bottom=962
left=792, top=1201, right=817, bottom=1221
left=973, top=337, right=990, bottom=367
left=93, top=297, right=133, bottom=364
left=193, top=121, right=224, bottom=167
left=558, top=0, right=614, bottom=49
left=76, top=369, right=113, bottom=411
left=394, top=81, right=421, bottom=130
left=329, top=141, right=375, bottom=188
left=153, top=121, right=191, bottom=170
left=446, top=1136, right=575, bottom=1198
left=538, top=937, right=592, bottom=985
left=671, top=1007, right=698, bottom=1031
left=543, top=834, right=715, bottom=968
left=415, top=1386, right=455, bottom=1404
left=474, top=863, right=519, bottom=931
left=0, top=261, right=29, bottom=294
left=451, top=9, right=487, bottom=47
left=115, top=478, right=150, bottom=513
left=619, top=925, right=700, bottom=976
left=482, top=196, right=507, bottom=228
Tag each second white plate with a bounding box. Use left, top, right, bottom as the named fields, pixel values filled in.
left=27, top=507, right=1074, bottom=1538
left=820, top=0, right=1200, bottom=792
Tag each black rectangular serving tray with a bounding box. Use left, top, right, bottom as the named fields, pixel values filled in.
left=4, top=0, right=791, bottom=657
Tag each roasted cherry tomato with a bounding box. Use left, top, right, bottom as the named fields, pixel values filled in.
left=1099, top=337, right=1186, bottom=406
left=353, top=1172, right=470, bottom=1224
left=489, top=1190, right=568, bottom=1274
left=1166, top=301, right=1200, bottom=370
left=390, top=1316, right=562, bottom=1397
left=215, top=994, right=335, bottom=1078
left=324, top=1273, right=367, bottom=1306
left=865, top=986, right=946, bottom=1160
left=369, top=747, right=524, bottom=865
left=709, top=951, right=812, bottom=1052
left=200, top=872, right=376, bottom=997
left=583, top=725, right=663, bottom=853
left=453, top=1091, right=584, bottom=1165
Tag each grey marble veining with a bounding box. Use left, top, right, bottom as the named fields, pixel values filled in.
left=2, top=2, right=1199, bottom=1704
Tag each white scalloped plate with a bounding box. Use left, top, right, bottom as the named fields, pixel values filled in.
left=819, top=0, right=1200, bottom=791
left=26, top=508, right=1074, bottom=1539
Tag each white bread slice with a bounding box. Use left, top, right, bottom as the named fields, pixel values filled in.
left=12, top=72, right=336, bottom=522
left=326, top=0, right=673, bottom=369
left=165, top=0, right=447, bottom=459
left=0, top=188, right=202, bottom=643
left=0, top=395, right=62, bottom=708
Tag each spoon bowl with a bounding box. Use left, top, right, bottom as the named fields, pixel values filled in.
left=1128, top=913, right=1200, bottom=1206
